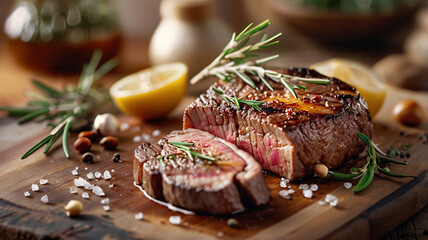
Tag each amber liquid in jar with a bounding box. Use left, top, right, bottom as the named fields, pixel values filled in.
left=4, top=0, right=121, bottom=74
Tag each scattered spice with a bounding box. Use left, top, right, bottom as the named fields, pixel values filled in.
left=82, top=192, right=90, bottom=199
left=112, top=153, right=122, bottom=163
left=74, top=137, right=92, bottom=154
left=65, top=200, right=83, bottom=217
left=325, top=194, right=338, bottom=207
left=227, top=218, right=239, bottom=228
left=71, top=169, right=79, bottom=176
left=81, top=152, right=94, bottom=163
left=24, top=191, right=30, bottom=197
left=103, top=205, right=110, bottom=212
left=78, top=130, right=98, bottom=142
left=100, top=136, right=119, bottom=150
left=87, top=172, right=95, bottom=180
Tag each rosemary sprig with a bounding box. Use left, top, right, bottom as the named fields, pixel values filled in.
left=212, top=87, right=263, bottom=111
left=328, top=133, right=417, bottom=193
left=168, top=141, right=216, bottom=161
left=190, top=19, right=330, bottom=99
left=0, top=50, right=119, bottom=159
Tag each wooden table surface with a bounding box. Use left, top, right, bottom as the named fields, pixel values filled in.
left=0, top=32, right=427, bottom=239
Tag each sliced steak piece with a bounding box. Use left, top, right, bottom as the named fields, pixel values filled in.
left=183, top=67, right=372, bottom=181
left=133, top=129, right=270, bottom=214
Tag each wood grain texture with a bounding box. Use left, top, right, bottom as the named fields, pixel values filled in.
left=0, top=85, right=427, bottom=239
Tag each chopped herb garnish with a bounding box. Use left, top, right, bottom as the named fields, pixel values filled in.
left=213, top=87, right=263, bottom=111
left=168, top=141, right=216, bottom=161
left=190, top=19, right=331, bottom=99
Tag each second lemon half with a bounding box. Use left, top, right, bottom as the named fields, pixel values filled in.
left=110, top=63, right=188, bottom=120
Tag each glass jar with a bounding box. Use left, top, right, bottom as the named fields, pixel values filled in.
left=4, top=0, right=121, bottom=74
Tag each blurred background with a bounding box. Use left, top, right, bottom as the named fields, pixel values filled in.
left=0, top=0, right=427, bottom=104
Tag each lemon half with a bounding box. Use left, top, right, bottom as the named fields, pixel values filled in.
left=311, top=59, right=386, bottom=117
left=110, top=63, right=188, bottom=120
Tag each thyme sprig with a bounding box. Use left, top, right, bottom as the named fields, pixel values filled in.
left=0, top=50, right=119, bottom=159
left=212, top=87, right=263, bottom=111
left=190, top=19, right=330, bottom=99
left=327, top=133, right=417, bottom=193
left=168, top=141, right=216, bottom=161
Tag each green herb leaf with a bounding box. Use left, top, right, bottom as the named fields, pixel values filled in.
left=21, top=135, right=53, bottom=159
left=353, top=159, right=375, bottom=193
left=18, top=107, right=50, bottom=124
left=31, top=79, right=62, bottom=97
left=328, top=171, right=362, bottom=180
left=376, top=166, right=417, bottom=178
left=62, top=118, right=73, bottom=159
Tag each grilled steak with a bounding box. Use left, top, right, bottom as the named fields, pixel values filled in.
left=183, top=67, right=372, bottom=181
left=134, top=129, right=270, bottom=214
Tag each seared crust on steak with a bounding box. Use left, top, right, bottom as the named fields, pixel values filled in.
left=183, top=67, right=372, bottom=180
left=134, top=129, right=270, bottom=214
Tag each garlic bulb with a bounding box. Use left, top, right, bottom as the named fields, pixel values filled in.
left=93, top=113, right=119, bottom=136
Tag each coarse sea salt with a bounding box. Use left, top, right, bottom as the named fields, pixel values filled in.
left=218, top=232, right=224, bottom=238
left=310, top=184, right=318, bottom=192
left=31, top=184, right=39, bottom=192
left=103, top=170, right=112, bottom=180
left=134, top=212, right=144, bottom=220
left=74, top=177, right=85, bottom=187
left=95, top=172, right=102, bottom=179
left=344, top=182, right=352, bottom=189
left=279, top=190, right=290, bottom=199
left=82, top=192, right=89, bottom=199
left=71, top=169, right=78, bottom=176
left=325, top=194, right=338, bottom=207
left=299, top=184, right=309, bottom=190
left=24, top=191, right=30, bottom=197
left=70, top=186, right=78, bottom=194
left=318, top=200, right=327, bottom=206
left=40, top=179, right=48, bottom=185
left=152, top=129, right=161, bottom=137
left=288, top=189, right=295, bottom=194
left=169, top=215, right=181, bottom=225
left=103, top=205, right=110, bottom=211
left=120, top=123, right=130, bottom=132
left=84, top=182, right=95, bottom=190
left=109, top=184, right=114, bottom=188
left=101, top=198, right=110, bottom=205
left=93, top=186, right=105, bottom=196
left=303, top=189, right=313, bottom=199
left=133, top=136, right=141, bottom=143
left=40, top=195, right=49, bottom=203
left=280, top=181, right=287, bottom=188
left=87, top=172, right=95, bottom=180
left=85, top=167, right=88, bottom=170
left=142, top=133, right=152, bottom=142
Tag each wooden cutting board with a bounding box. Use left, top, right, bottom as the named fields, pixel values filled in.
left=0, top=86, right=427, bottom=240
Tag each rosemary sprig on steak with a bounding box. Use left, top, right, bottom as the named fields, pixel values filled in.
left=168, top=141, right=217, bottom=161
left=190, top=19, right=330, bottom=99
left=212, top=87, right=264, bottom=111
left=0, top=51, right=118, bottom=159
left=327, top=133, right=417, bottom=193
